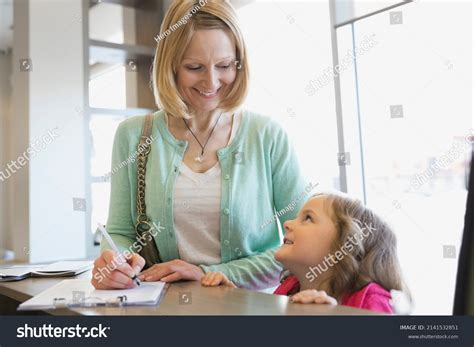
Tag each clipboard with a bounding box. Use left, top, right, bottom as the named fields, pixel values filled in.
left=18, top=279, right=169, bottom=311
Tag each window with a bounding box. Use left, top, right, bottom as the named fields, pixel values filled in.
left=85, top=1, right=156, bottom=256
left=238, top=1, right=339, bottom=190
left=337, top=1, right=472, bottom=314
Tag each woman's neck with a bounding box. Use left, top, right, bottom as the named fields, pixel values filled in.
left=168, top=109, right=223, bottom=132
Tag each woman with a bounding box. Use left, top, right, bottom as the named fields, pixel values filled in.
left=91, top=0, right=307, bottom=290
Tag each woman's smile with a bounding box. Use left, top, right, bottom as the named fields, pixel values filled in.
left=193, top=86, right=222, bottom=99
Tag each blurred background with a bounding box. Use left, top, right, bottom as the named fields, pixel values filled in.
left=0, top=0, right=472, bottom=314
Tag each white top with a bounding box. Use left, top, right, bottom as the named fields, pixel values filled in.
left=172, top=112, right=241, bottom=266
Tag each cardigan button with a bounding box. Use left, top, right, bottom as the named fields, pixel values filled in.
left=223, top=208, right=230, bottom=215
left=223, top=240, right=230, bottom=245
left=224, top=174, right=230, bottom=180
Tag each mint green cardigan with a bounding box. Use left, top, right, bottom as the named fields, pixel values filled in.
left=101, top=109, right=307, bottom=289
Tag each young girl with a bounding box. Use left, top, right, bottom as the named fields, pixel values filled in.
left=201, top=193, right=410, bottom=314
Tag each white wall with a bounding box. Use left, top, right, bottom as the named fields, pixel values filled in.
left=10, top=0, right=87, bottom=262
left=0, top=51, right=12, bottom=252
left=29, top=0, right=86, bottom=262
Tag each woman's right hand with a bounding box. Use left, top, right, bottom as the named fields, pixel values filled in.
left=201, top=271, right=236, bottom=288
left=91, top=250, right=145, bottom=289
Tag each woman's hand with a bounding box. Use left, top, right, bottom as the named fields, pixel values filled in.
left=91, top=250, right=145, bottom=289
left=201, top=271, right=236, bottom=288
left=291, top=289, right=338, bottom=305
left=138, top=259, right=204, bottom=282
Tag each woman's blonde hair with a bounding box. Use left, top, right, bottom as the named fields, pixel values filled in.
left=308, top=193, right=410, bottom=302
left=152, top=0, right=249, bottom=118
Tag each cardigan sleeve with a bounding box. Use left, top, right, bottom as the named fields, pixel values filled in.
left=200, top=247, right=282, bottom=290
left=269, top=120, right=308, bottom=225
left=201, top=120, right=308, bottom=290
left=100, top=120, right=137, bottom=254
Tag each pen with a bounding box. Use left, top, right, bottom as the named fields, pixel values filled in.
left=97, top=223, right=141, bottom=287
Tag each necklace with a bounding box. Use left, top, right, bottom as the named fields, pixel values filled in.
left=183, top=112, right=223, bottom=163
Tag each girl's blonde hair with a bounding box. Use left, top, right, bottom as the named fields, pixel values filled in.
left=314, top=193, right=410, bottom=301
left=152, top=0, right=249, bottom=118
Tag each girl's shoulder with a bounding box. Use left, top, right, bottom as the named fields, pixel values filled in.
left=342, top=283, right=393, bottom=314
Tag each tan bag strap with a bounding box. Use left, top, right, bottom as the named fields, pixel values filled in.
left=135, top=114, right=161, bottom=267
left=136, top=114, right=153, bottom=223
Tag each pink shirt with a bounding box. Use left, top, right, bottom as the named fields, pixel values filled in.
left=274, top=276, right=393, bottom=314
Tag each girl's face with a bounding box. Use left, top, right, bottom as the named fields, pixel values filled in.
left=175, top=29, right=237, bottom=114
left=275, top=196, right=338, bottom=272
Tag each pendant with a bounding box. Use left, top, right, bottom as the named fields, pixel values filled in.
left=195, top=155, right=204, bottom=163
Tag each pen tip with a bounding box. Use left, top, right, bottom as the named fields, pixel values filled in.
left=131, top=275, right=141, bottom=286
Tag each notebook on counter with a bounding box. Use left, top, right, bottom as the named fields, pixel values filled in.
left=0, top=261, right=93, bottom=282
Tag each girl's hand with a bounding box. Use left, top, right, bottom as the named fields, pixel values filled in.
left=291, top=289, right=338, bottom=305
left=138, top=259, right=204, bottom=282
left=201, top=272, right=236, bottom=288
